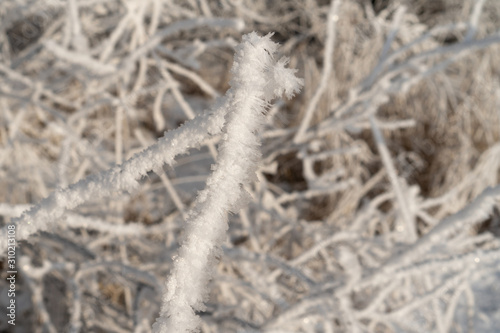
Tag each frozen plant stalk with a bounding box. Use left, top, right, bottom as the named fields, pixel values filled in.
left=152, top=32, right=303, bottom=333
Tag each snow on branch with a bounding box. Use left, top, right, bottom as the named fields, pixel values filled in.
left=381, top=185, right=500, bottom=273
left=0, top=93, right=230, bottom=249
left=0, top=31, right=302, bottom=332
left=151, top=32, right=302, bottom=333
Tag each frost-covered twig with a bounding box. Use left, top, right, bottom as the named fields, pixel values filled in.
left=370, top=115, right=416, bottom=241
left=123, top=17, right=244, bottom=67
left=383, top=185, right=500, bottom=271
left=44, top=40, right=116, bottom=75
left=293, top=0, right=341, bottom=144
left=151, top=32, right=302, bottom=333
left=0, top=98, right=230, bottom=249
left=0, top=31, right=302, bottom=332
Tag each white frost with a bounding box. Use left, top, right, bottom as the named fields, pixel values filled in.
left=151, top=32, right=302, bottom=333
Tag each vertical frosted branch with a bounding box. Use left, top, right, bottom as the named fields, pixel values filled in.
left=293, top=0, right=341, bottom=144
left=152, top=32, right=302, bottom=333
left=370, top=115, right=417, bottom=242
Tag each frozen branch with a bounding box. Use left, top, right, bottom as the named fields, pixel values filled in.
left=152, top=32, right=302, bottom=333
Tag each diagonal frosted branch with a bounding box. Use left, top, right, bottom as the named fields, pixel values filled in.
left=377, top=185, right=500, bottom=275
left=44, top=40, right=116, bottom=75
left=0, top=97, right=230, bottom=250
left=123, top=17, right=244, bottom=67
